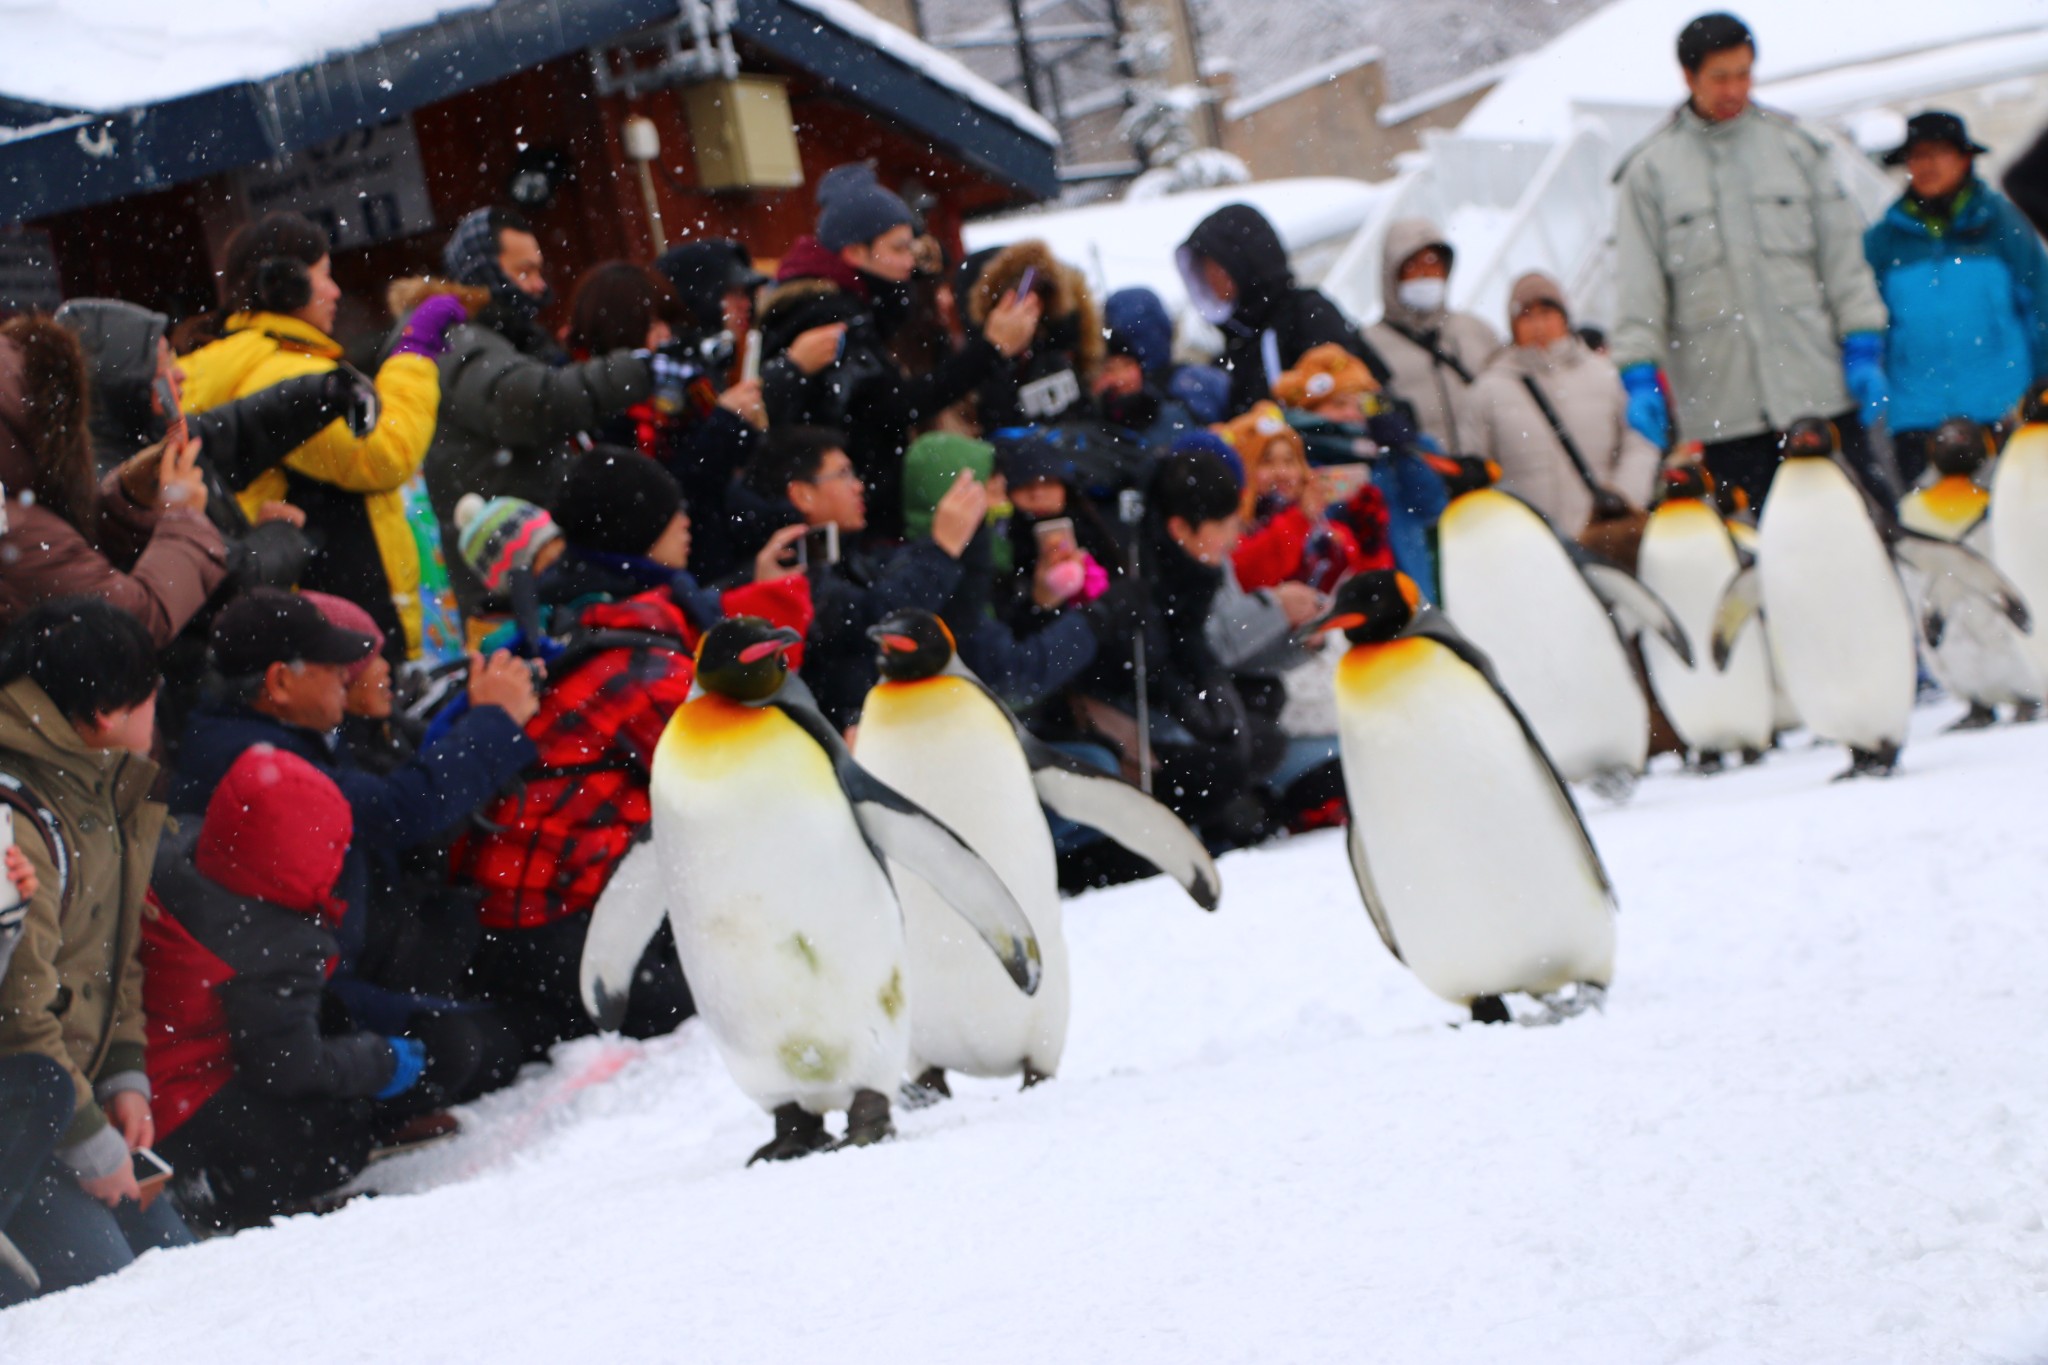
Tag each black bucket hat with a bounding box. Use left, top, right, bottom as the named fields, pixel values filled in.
left=1883, top=111, right=1988, bottom=166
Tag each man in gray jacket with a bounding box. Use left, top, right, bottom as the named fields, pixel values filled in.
left=1612, top=12, right=1890, bottom=510
left=424, top=207, right=653, bottom=613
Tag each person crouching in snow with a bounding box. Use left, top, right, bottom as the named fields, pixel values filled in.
left=146, top=746, right=451, bottom=1231
left=453, top=446, right=812, bottom=1057
left=1219, top=401, right=1393, bottom=597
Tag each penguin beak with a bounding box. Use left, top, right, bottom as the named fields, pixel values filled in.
left=864, top=625, right=920, bottom=654
left=738, top=627, right=803, bottom=664
left=1301, top=610, right=1365, bottom=641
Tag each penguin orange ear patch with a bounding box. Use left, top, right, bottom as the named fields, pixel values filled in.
left=1394, top=575, right=1420, bottom=611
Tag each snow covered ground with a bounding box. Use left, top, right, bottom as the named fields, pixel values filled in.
left=9, top=703, right=2048, bottom=1362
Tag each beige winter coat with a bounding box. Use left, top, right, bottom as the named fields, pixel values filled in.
left=1363, top=218, right=1502, bottom=454
left=1612, top=103, right=1887, bottom=445
left=1468, top=337, right=1661, bottom=539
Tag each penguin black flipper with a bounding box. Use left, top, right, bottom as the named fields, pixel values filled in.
left=578, top=831, right=670, bottom=1030
left=778, top=698, right=1044, bottom=996
left=1567, top=548, right=1692, bottom=665
left=1345, top=822, right=1404, bottom=964
left=1885, top=527, right=2031, bottom=631
left=1710, top=565, right=1764, bottom=670
left=1405, top=609, right=1618, bottom=905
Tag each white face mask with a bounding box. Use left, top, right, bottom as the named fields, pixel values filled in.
left=1396, top=277, right=1448, bottom=314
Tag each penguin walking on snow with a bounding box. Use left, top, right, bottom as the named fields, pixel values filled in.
left=1899, top=418, right=2038, bottom=729
left=1312, top=571, right=1615, bottom=1025
left=1713, top=418, right=2027, bottom=778
left=579, top=618, right=1042, bottom=1164
left=1436, top=483, right=1691, bottom=797
left=1637, top=465, right=1775, bottom=769
left=1989, top=390, right=2048, bottom=708
left=853, top=610, right=1219, bottom=1097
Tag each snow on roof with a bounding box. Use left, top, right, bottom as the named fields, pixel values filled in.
left=781, top=0, right=1059, bottom=146
left=1224, top=44, right=1384, bottom=122
left=963, top=176, right=1388, bottom=312
left=0, top=0, right=492, bottom=114
left=1376, top=58, right=1518, bottom=129
left=1462, top=0, right=2048, bottom=141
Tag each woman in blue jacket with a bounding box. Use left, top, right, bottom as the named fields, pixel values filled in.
left=1866, top=112, right=2048, bottom=484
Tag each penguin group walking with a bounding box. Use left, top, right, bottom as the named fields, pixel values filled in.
left=583, top=400, right=2048, bottom=1158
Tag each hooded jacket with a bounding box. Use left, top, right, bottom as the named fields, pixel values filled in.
left=0, top=320, right=227, bottom=647
left=1612, top=102, right=1887, bottom=445
left=143, top=828, right=397, bottom=1140
left=178, top=311, right=441, bottom=658
left=1178, top=204, right=1391, bottom=417
left=1467, top=335, right=1661, bottom=539
left=1864, top=178, right=2048, bottom=432
left=1363, top=218, right=1503, bottom=454
left=0, top=677, right=163, bottom=1181
left=965, top=239, right=1102, bottom=428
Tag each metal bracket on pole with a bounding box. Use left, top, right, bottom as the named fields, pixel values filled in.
left=589, top=0, right=740, bottom=99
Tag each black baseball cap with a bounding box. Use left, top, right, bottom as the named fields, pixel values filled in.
left=211, top=588, right=378, bottom=678
left=1883, top=111, right=1989, bottom=166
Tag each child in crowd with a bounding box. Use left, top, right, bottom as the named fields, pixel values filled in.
left=1219, top=402, right=1393, bottom=594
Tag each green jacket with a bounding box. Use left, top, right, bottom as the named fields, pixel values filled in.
left=0, top=677, right=163, bottom=1178
left=1613, top=103, right=1887, bottom=445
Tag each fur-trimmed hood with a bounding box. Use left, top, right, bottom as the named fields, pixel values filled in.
left=0, top=313, right=94, bottom=531
left=966, top=239, right=1103, bottom=374
left=386, top=276, right=491, bottom=322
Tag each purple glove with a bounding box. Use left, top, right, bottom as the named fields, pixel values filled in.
left=391, top=294, right=469, bottom=361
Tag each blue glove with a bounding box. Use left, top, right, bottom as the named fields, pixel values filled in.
left=1841, top=332, right=1889, bottom=431
left=376, top=1036, right=427, bottom=1100
left=1620, top=364, right=1671, bottom=449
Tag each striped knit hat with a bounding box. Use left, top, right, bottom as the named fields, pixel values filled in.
left=454, top=493, right=562, bottom=594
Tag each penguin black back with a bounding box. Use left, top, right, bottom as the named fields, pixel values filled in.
left=696, top=617, right=803, bottom=702
left=869, top=609, right=956, bottom=682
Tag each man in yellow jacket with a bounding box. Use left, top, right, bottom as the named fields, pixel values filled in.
left=178, top=213, right=460, bottom=660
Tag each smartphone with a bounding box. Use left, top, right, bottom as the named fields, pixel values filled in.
left=1014, top=265, right=1038, bottom=300
left=152, top=375, right=186, bottom=445
left=132, top=1147, right=172, bottom=1210
left=0, top=807, right=17, bottom=915
left=1033, top=516, right=1077, bottom=560
left=796, top=523, right=840, bottom=569
left=741, top=328, right=764, bottom=385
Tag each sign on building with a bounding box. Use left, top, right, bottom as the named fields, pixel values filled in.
left=240, top=119, right=437, bottom=250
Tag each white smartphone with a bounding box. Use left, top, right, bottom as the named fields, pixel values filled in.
left=742, top=328, right=764, bottom=385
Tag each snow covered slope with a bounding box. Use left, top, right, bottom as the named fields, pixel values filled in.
left=9, top=705, right=2048, bottom=1362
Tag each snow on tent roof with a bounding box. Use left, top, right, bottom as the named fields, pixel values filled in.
left=1460, top=0, right=2048, bottom=141
left=0, top=0, right=494, bottom=114
left=963, top=177, right=1388, bottom=314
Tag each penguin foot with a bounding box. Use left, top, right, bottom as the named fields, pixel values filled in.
left=1691, top=750, right=1725, bottom=775
left=1468, top=995, right=1511, bottom=1026
left=835, top=1089, right=895, bottom=1151
left=1946, top=704, right=2000, bottom=732
left=748, top=1104, right=835, bottom=1166
left=898, top=1067, right=951, bottom=1110
left=1833, top=743, right=1902, bottom=781
left=1584, top=770, right=1638, bottom=803
left=1525, top=982, right=1609, bottom=1026
left=1020, top=1062, right=1053, bottom=1090
left=2014, top=701, right=2044, bottom=724
left=1739, top=747, right=1767, bottom=767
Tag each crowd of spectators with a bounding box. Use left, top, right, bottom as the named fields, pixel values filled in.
left=1, top=5, right=2044, bottom=1304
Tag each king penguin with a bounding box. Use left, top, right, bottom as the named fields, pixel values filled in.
left=1713, top=418, right=2027, bottom=778
left=853, top=610, right=1219, bottom=1097
left=579, top=617, right=1042, bottom=1164
left=1436, top=482, right=1691, bottom=795
left=1900, top=418, right=2038, bottom=729
left=1989, top=388, right=2048, bottom=705
left=1636, top=465, right=1774, bottom=768
left=1313, top=572, right=1615, bottom=1024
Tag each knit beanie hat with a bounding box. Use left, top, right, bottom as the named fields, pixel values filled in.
left=196, top=745, right=353, bottom=921
left=1273, top=343, right=1376, bottom=409
left=901, top=431, right=994, bottom=540
left=553, top=446, right=684, bottom=558
left=453, top=494, right=563, bottom=593
left=1509, top=271, right=1569, bottom=323
left=1169, top=429, right=1245, bottom=488
left=816, top=163, right=914, bottom=253
left=299, top=591, right=387, bottom=681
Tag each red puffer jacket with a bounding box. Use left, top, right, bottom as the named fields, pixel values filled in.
left=1232, top=484, right=1394, bottom=594
left=453, top=574, right=812, bottom=931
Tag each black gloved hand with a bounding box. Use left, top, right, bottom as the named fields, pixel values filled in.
left=1589, top=487, right=1633, bottom=521
left=228, top=520, right=314, bottom=591
left=321, top=365, right=380, bottom=438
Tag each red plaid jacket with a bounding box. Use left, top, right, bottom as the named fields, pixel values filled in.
left=454, top=575, right=812, bottom=931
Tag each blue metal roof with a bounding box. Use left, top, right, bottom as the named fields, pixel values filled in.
left=0, top=0, right=1058, bottom=225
